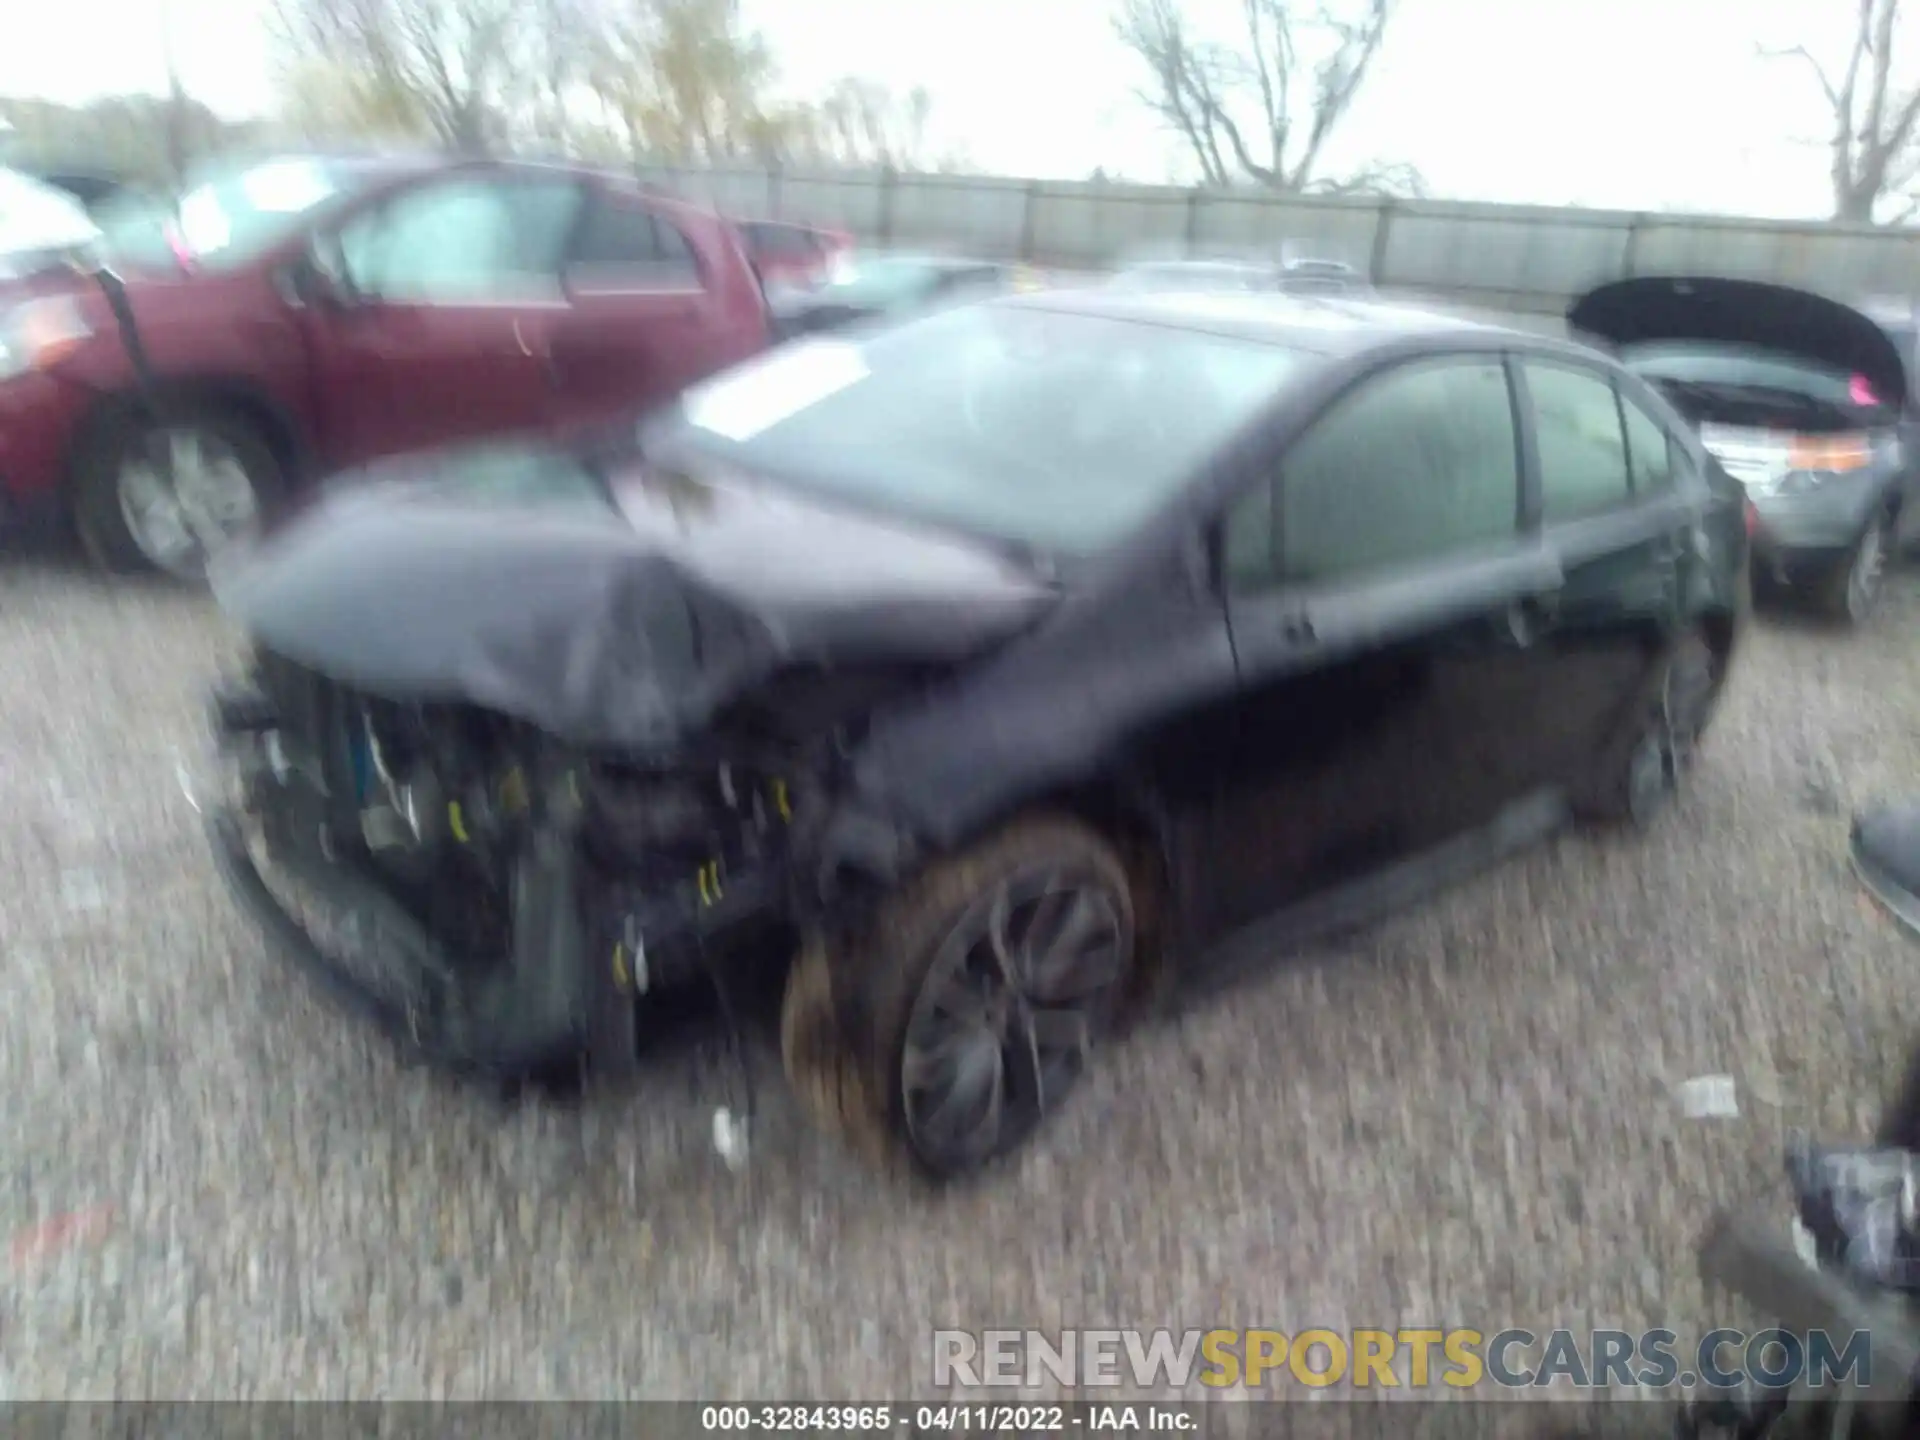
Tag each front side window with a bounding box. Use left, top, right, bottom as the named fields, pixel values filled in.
left=655, top=304, right=1305, bottom=554
left=570, top=197, right=698, bottom=283
left=336, top=177, right=581, bottom=303
left=1277, top=357, right=1520, bottom=583
left=744, top=222, right=819, bottom=259
left=1525, top=361, right=1632, bottom=521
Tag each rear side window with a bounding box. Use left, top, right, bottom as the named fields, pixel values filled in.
left=570, top=197, right=699, bottom=283
left=1524, top=361, right=1631, bottom=521
left=1619, top=391, right=1676, bottom=493
left=744, top=222, right=820, bottom=259
left=1274, top=357, right=1520, bottom=584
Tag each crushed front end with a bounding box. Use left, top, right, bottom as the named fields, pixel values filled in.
left=203, top=645, right=814, bottom=1081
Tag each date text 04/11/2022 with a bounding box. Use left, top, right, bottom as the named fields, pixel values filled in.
left=697, top=1404, right=1200, bottom=1432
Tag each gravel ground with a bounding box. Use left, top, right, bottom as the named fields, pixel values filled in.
left=5, top=551, right=1920, bottom=1408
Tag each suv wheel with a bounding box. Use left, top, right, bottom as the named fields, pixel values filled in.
left=1822, top=510, right=1890, bottom=624
left=74, top=407, right=282, bottom=581
left=781, top=815, right=1136, bottom=1182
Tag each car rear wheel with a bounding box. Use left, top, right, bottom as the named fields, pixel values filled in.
left=1577, top=628, right=1723, bottom=828
left=780, top=815, right=1136, bottom=1182
left=74, top=406, right=282, bottom=581
left=1820, top=510, right=1891, bottom=624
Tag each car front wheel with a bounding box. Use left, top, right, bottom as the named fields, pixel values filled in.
left=1820, top=509, right=1891, bottom=624
left=781, top=815, right=1136, bottom=1182
left=1576, top=628, right=1724, bottom=828
left=74, top=406, right=282, bottom=581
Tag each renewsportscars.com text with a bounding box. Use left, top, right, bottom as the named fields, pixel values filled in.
left=931, top=1327, right=1873, bottom=1391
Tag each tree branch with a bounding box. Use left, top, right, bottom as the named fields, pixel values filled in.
left=1115, top=0, right=1405, bottom=192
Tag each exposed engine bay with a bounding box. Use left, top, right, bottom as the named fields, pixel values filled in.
left=208, top=645, right=896, bottom=1082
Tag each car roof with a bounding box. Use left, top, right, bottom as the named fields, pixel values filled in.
left=998, top=287, right=1516, bottom=355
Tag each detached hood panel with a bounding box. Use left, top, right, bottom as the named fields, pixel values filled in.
left=212, top=441, right=1061, bottom=751
left=1569, top=276, right=1910, bottom=409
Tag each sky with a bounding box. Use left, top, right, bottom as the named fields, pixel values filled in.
left=0, top=0, right=1872, bottom=219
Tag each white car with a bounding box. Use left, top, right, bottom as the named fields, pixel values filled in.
left=0, top=164, right=101, bottom=279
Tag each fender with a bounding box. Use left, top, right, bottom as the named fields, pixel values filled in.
left=66, top=371, right=316, bottom=488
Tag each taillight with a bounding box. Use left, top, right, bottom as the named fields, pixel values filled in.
left=1786, top=432, right=1875, bottom=473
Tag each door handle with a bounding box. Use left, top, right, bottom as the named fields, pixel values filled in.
left=514, top=319, right=563, bottom=390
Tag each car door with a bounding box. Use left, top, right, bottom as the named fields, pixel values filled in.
left=1505, top=356, right=1693, bottom=794
left=546, top=188, right=733, bottom=435
left=301, top=170, right=583, bottom=470
left=1197, top=352, right=1565, bottom=942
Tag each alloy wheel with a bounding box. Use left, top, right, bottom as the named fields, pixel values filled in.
left=1845, top=517, right=1887, bottom=624
left=117, top=426, right=261, bottom=579
left=899, top=870, right=1129, bottom=1175
left=1660, top=639, right=1721, bottom=780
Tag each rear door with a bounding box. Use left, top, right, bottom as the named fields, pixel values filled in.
left=547, top=187, right=733, bottom=433
left=1507, top=355, right=1694, bottom=792
left=303, top=170, right=583, bottom=469
left=1198, top=353, right=1564, bottom=941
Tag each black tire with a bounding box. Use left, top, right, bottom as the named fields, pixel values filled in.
left=1817, top=509, right=1891, bottom=625
left=1876, top=1037, right=1920, bottom=1151
left=1576, top=628, right=1724, bottom=828
left=72, top=402, right=284, bottom=581
left=780, top=814, right=1135, bottom=1182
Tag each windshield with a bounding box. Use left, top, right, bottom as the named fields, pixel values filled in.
left=95, top=157, right=367, bottom=271
left=815, top=256, right=948, bottom=308
left=0, top=166, right=99, bottom=254
left=658, top=302, right=1305, bottom=555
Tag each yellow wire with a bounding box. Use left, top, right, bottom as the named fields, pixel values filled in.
left=448, top=802, right=469, bottom=843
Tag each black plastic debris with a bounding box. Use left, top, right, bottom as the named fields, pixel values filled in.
left=1786, top=1139, right=1920, bottom=1290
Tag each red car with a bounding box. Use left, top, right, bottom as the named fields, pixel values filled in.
left=0, top=152, right=770, bottom=578
left=735, top=218, right=855, bottom=291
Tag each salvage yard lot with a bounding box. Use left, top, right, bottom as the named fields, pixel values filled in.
left=5, top=555, right=1920, bottom=1400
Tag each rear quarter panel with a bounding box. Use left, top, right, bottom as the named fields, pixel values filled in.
left=662, top=198, right=771, bottom=366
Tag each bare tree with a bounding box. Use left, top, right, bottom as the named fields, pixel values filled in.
left=266, top=0, right=525, bottom=152
left=806, top=80, right=932, bottom=168
left=582, top=0, right=813, bottom=164
left=1113, top=0, right=1416, bottom=193
left=1764, top=0, right=1920, bottom=223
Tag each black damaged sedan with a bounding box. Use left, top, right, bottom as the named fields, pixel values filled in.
left=203, top=290, right=1749, bottom=1181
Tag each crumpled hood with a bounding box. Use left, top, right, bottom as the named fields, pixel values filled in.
left=1568, top=276, right=1910, bottom=410
left=211, top=439, right=1062, bottom=752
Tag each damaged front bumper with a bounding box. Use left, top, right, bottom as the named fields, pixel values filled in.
left=199, top=671, right=798, bottom=1081
left=1688, top=1207, right=1920, bottom=1435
